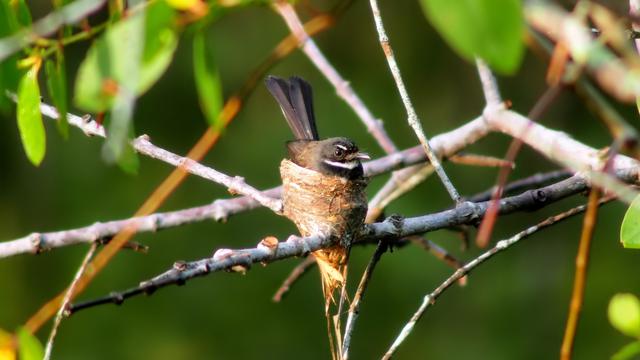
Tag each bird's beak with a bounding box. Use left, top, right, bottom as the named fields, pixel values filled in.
left=355, top=152, right=370, bottom=160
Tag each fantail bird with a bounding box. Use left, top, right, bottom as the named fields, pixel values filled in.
left=265, top=75, right=370, bottom=179
left=265, top=75, right=369, bottom=302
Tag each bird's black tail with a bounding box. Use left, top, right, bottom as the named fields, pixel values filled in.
left=265, top=75, right=319, bottom=141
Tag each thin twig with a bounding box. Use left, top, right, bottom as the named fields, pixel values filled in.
left=342, top=240, right=388, bottom=360
left=465, top=170, right=573, bottom=203
left=43, top=243, right=97, bottom=360
left=272, top=256, right=316, bottom=302
left=381, top=197, right=614, bottom=360
left=29, top=101, right=283, bottom=214
left=368, top=0, right=461, bottom=204
left=560, top=188, right=601, bottom=360
left=272, top=1, right=398, bottom=154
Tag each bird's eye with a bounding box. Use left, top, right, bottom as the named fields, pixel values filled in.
left=334, top=147, right=344, bottom=157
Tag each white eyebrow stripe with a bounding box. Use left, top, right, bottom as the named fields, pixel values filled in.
left=323, top=159, right=359, bottom=169
left=336, top=144, right=348, bottom=150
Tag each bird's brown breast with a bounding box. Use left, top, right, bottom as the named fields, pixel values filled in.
left=279, top=159, right=368, bottom=241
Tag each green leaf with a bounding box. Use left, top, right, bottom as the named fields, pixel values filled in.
left=16, top=328, right=43, bottom=360
left=193, top=30, right=223, bottom=128
left=621, top=195, right=640, bottom=248
left=74, top=1, right=178, bottom=113
left=45, top=49, right=69, bottom=139
left=419, top=0, right=524, bottom=74
left=613, top=341, right=640, bottom=360
left=609, top=293, right=640, bottom=338
left=17, top=64, right=46, bottom=166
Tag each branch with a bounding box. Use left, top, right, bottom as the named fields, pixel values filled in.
left=342, top=240, right=388, bottom=360
left=66, top=174, right=604, bottom=314
left=43, top=243, right=97, bottom=360
left=368, top=0, right=461, bottom=203
left=381, top=197, right=614, bottom=360
left=560, top=188, right=601, bottom=359
left=34, top=101, right=283, bottom=213
left=0, top=116, right=489, bottom=259
left=465, top=170, right=573, bottom=203
left=483, top=107, right=640, bottom=203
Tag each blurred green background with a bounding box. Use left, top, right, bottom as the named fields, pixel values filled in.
left=1, top=0, right=640, bottom=359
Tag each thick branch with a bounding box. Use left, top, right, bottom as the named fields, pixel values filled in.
left=67, top=174, right=603, bottom=314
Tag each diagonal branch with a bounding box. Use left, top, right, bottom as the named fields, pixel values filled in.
left=33, top=101, right=283, bottom=213
left=368, top=0, right=461, bottom=204
left=381, top=197, right=614, bottom=360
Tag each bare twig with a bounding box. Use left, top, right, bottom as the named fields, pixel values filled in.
left=32, top=101, right=283, bottom=214
left=368, top=0, right=460, bottom=203
left=272, top=256, right=316, bottom=302
left=132, top=136, right=283, bottom=213
left=342, top=241, right=388, bottom=360
left=560, top=188, right=601, bottom=359
left=483, top=108, right=640, bottom=203
left=272, top=1, right=398, bottom=155
left=381, top=198, right=614, bottom=360
left=43, top=243, right=97, bottom=360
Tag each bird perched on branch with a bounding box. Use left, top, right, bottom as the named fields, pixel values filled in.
left=265, top=75, right=369, bottom=304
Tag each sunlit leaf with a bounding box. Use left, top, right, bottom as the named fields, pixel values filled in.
left=0, top=328, right=15, bottom=360
left=419, top=0, right=524, bottom=74
left=17, top=63, right=46, bottom=166
left=613, top=341, right=640, bottom=360
left=75, top=1, right=178, bottom=113
left=45, top=49, right=69, bottom=138
left=609, top=293, right=640, bottom=338
left=621, top=195, right=640, bottom=248
left=193, top=30, right=223, bottom=128
left=16, top=328, right=43, bottom=360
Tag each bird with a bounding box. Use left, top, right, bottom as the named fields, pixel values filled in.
left=265, top=75, right=369, bottom=303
